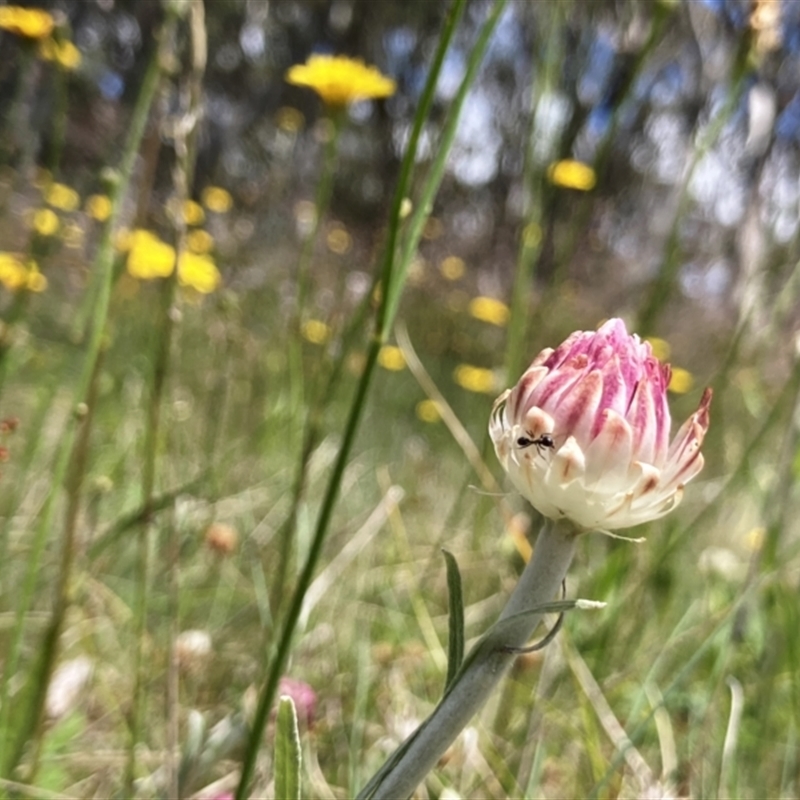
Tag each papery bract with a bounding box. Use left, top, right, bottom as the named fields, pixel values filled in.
left=490, top=319, right=712, bottom=531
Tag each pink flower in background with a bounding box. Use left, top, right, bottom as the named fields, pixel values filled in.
left=490, top=319, right=712, bottom=531
left=278, top=676, right=317, bottom=729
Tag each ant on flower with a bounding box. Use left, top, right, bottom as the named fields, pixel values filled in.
left=516, top=432, right=555, bottom=454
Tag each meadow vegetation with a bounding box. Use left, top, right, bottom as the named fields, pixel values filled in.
left=0, top=1, right=799, bottom=798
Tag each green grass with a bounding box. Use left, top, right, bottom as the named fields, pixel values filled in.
left=1, top=1, right=800, bottom=798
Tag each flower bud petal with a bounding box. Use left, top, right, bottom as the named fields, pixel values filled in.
left=490, top=320, right=712, bottom=531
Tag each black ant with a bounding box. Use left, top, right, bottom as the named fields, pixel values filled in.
left=516, top=432, right=555, bottom=453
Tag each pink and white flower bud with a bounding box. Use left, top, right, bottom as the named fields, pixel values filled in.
left=490, top=319, right=712, bottom=531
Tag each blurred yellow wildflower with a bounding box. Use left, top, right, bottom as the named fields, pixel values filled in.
left=85, top=194, right=112, bottom=221
left=469, top=296, right=509, bottom=327
left=547, top=159, right=596, bottom=191
left=187, top=229, right=214, bottom=254
left=33, top=208, right=59, bottom=236
left=45, top=182, right=80, bottom=212
left=275, top=106, right=305, bottom=133
left=440, top=255, right=465, bottom=281
left=378, top=345, right=406, bottom=371
left=286, top=54, right=396, bottom=106
left=0, top=253, right=28, bottom=290
left=646, top=336, right=670, bottom=362
left=453, top=364, right=495, bottom=394
left=668, top=367, right=694, bottom=394
left=301, top=319, right=331, bottom=345
left=416, top=399, right=441, bottom=423
left=0, top=254, right=47, bottom=292
left=326, top=225, right=351, bottom=254
left=126, top=230, right=175, bottom=280
left=26, top=264, right=47, bottom=292
left=39, top=38, right=81, bottom=69
left=0, top=6, right=54, bottom=39
left=201, top=186, right=233, bottom=214
left=182, top=199, right=205, bottom=226
left=178, top=252, right=221, bottom=293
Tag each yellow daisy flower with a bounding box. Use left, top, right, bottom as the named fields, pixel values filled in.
left=0, top=253, right=28, bottom=291
left=186, top=229, right=214, bottom=254
left=286, top=54, right=396, bottom=106
left=453, top=364, right=496, bottom=394
left=378, top=345, right=406, bottom=371
left=439, top=255, right=465, bottom=281
left=177, top=252, right=221, bottom=294
left=26, top=264, right=47, bottom=292
left=85, top=194, right=112, bottom=222
left=416, top=399, right=441, bottom=423
left=301, top=319, right=331, bottom=345
left=201, top=186, right=233, bottom=214
left=32, top=208, right=59, bottom=236
left=45, top=182, right=80, bottom=212
left=126, top=230, right=176, bottom=280
left=0, top=6, right=54, bottom=39
left=668, top=367, right=694, bottom=394
left=468, top=296, right=509, bottom=327
left=38, top=38, right=81, bottom=69
left=547, top=159, right=596, bottom=191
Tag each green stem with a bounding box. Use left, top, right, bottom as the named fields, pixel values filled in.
left=0, top=16, right=167, bottom=779
left=127, top=4, right=206, bottom=793
left=3, top=354, right=103, bottom=779
left=234, top=5, right=469, bottom=797
left=360, top=522, right=579, bottom=800
left=384, top=0, right=507, bottom=332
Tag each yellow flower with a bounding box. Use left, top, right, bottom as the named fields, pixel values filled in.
left=26, top=264, right=47, bottom=292
left=668, top=367, right=694, bottom=394
left=547, top=159, right=596, bottom=191
left=39, top=38, right=81, bottom=69
left=32, top=208, right=59, bottom=236
left=0, top=253, right=28, bottom=290
left=286, top=54, right=396, bottom=106
left=177, top=252, right=221, bottom=293
left=184, top=200, right=205, bottom=226
left=326, top=224, right=351, bottom=254
left=453, top=364, right=496, bottom=394
left=126, top=230, right=176, bottom=280
left=301, top=319, right=331, bottom=345
left=439, top=255, right=465, bottom=281
left=45, top=182, right=80, bottom=212
left=0, top=6, right=54, bottom=39
left=416, top=399, right=441, bottom=423
left=201, top=186, right=233, bottom=214
left=468, top=296, right=509, bottom=327
left=378, top=345, right=406, bottom=371
left=646, top=336, right=670, bottom=362
left=186, top=229, right=214, bottom=254
left=85, top=194, right=112, bottom=222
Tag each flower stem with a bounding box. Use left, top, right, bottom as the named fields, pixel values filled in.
left=360, top=522, right=578, bottom=800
